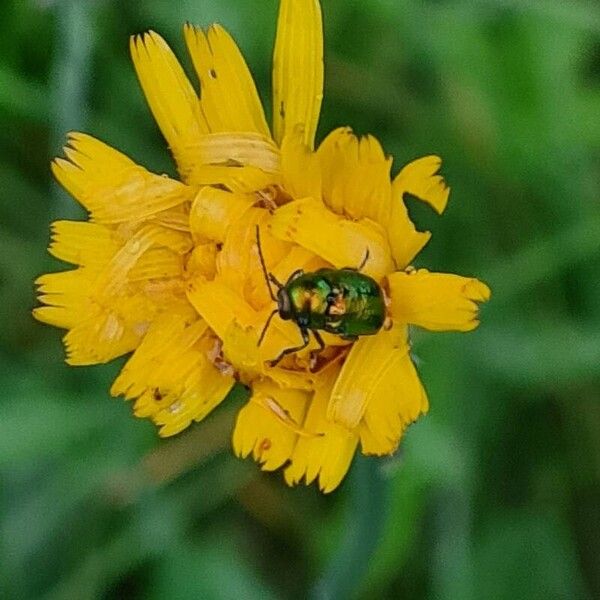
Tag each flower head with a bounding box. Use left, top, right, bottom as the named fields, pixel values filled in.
left=34, top=0, right=490, bottom=493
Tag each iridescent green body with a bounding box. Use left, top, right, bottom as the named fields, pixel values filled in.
left=280, top=268, right=386, bottom=339
left=255, top=225, right=385, bottom=366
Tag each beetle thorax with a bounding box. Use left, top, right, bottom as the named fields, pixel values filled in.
left=277, top=288, right=292, bottom=320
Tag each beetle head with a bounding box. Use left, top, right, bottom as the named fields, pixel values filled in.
left=277, top=287, right=292, bottom=320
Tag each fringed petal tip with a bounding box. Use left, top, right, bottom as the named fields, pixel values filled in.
left=231, top=368, right=359, bottom=494
left=283, top=439, right=357, bottom=493
left=467, top=278, right=492, bottom=303
left=111, top=315, right=235, bottom=437
left=232, top=385, right=310, bottom=472
left=387, top=154, right=451, bottom=268
left=359, top=388, right=429, bottom=457
left=284, top=368, right=358, bottom=494
left=388, top=270, right=491, bottom=333
left=183, top=23, right=270, bottom=138
left=394, top=155, right=450, bottom=215
left=316, top=128, right=393, bottom=229
left=284, top=460, right=349, bottom=494
left=52, top=131, right=129, bottom=187
left=325, top=324, right=429, bottom=457
left=52, top=133, right=195, bottom=223
left=130, top=29, right=208, bottom=180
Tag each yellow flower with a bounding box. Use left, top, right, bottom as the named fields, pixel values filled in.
left=34, top=0, right=490, bottom=493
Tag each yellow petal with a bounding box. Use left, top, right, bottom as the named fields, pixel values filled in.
left=153, top=348, right=235, bottom=436
left=317, top=127, right=353, bottom=214
left=272, top=0, right=323, bottom=149
left=32, top=306, right=77, bottom=330
left=285, top=365, right=358, bottom=493
left=317, top=128, right=392, bottom=224
left=280, top=128, right=322, bottom=201
left=218, top=307, right=312, bottom=378
left=34, top=268, right=100, bottom=329
left=327, top=324, right=409, bottom=430
left=111, top=314, right=234, bottom=436
left=34, top=267, right=146, bottom=364
left=52, top=133, right=195, bottom=223
left=92, top=224, right=191, bottom=300
left=49, top=221, right=119, bottom=268
left=269, top=198, right=395, bottom=281
left=185, top=164, right=279, bottom=192
left=359, top=346, right=428, bottom=456
left=220, top=320, right=264, bottom=374
left=387, top=269, right=491, bottom=332
left=184, top=242, right=218, bottom=282
left=265, top=365, right=316, bottom=392
left=130, top=31, right=208, bottom=180
left=387, top=155, right=450, bottom=268
left=394, top=155, right=450, bottom=214
left=189, top=187, right=254, bottom=244
left=186, top=277, right=257, bottom=340
left=111, top=314, right=208, bottom=400
left=58, top=291, right=187, bottom=367
left=128, top=248, right=184, bottom=282
left=36, top=218, right=194, bottom=366
left=261, top=244, right=324, bottom=287
left=62, top=312, right=142, bottom=365
left=189, top=132, right=280, bottom=173
left=217, top=208, right=295, bottom=310
left=217, top=208, right=266, bottom=303
left=148, top=206, right=191, bottom=233
left=183, top=24, right=270, bottom=136
left=387, top=198, right=431, bottom=270
left=232, top=381, right=310, bottom=471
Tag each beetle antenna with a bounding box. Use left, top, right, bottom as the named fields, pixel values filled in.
left=257, top=309, right=278, bottom=347
left=358, top=247, right=370, bottom=271
left=255, top=225, right=280, bottom=301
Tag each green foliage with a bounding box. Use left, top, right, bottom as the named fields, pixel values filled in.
left=1, top=0, right=599, bottom=598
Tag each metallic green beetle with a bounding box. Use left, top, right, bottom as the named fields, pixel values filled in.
left=256, top=226, right=386, bottom=366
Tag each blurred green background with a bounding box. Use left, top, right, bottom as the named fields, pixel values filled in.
left=1, top=0, right=599, bottom=598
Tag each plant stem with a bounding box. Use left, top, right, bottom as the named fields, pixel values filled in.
left=310, top=455, right=390, bottom=600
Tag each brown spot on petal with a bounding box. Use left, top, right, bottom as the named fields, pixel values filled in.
left=259, top=438, right=271, bottom=451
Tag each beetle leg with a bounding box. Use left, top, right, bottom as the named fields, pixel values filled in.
left=309, top=330, right=326, bottom=368
left=311, top=329, right=326, bottom=354
left=267, top=327, right=310, bottom=367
